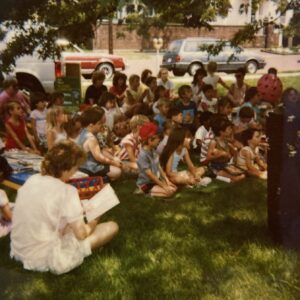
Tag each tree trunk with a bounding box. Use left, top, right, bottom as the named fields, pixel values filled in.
left=287, top=36, right=293, bottom=48
left=108, top=18, right=113, bottom=54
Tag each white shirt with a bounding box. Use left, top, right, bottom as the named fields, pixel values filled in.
left=102, top=107, right=117, bottom=131
left=157, top=79, right=174, bottom=91
left=30, top=109, right=47, bottom=136
left=199, top=93, right=218, bottom=113
left=11, top=174, right=84, bottom=272
left=193, top=125, right=209, bottom=149
left=203, top=74, right=220, bottom=89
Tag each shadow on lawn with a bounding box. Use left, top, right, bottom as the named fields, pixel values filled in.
left=1, top=177, right=300, bottom=299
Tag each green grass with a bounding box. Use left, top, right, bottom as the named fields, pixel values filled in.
left=1, top=177, right=300, bottom=299
left=1, top=75, right=300, bottom=299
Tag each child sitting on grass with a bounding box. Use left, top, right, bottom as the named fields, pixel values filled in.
left=136, top=122, right=177, bottom=197
left=10, top=141, right=119, bottom=275
left=48, top=92, right=64, bottom=108
left=143, top=76, right=157, bottom=107
left=157, top=68, right=175, bottom=99
left=227, top=67, right=248, bottom=107
left=5, top=101, right=40, bottom=153
left=236, top=128, right=267, bottom=179
left=123, top=74, right=148, bottom=113
left=46, top=106, right=67, bottom=150
left=154, top=98, right=171, bottom=133
left=207, top=117, right=245, bottom=182
left=234, top=106, right=261, bottom=136
left=65, top=114, right=82, bottom=144
left=176, top=85, right=197, bottom=133
left=78, top=107, right=122, bottom=181
left=98, top=92, right=122, bottom=131
left=152, top=85, right=167, bottom=114
left=0, top=189, right=12, bottom=238
left=118, top=115, right=149, bottom=171
left=160, top=127, right=209, bottom=187
left=239, top=87, right=261, bottom=122
left=193, top=111, right=214, bottom=153
left=109, top=72, right=127, bottom=106
left=30, top=92, right=48, bottom=149
left=84, top=71, right=107, bottom=105
left=199, top=84, right=218, bottom=113
left=217, top=96, right=234, bottom=120
left=168, top=106, right=183, bottom=129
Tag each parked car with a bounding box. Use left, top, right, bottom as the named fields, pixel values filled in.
left=161, top=38, right=266, bottom=76
left=0, top=38, right=125, bottom=94
left=57, top=39, right=125, bottom=79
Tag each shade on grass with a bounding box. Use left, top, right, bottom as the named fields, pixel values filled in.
left=1, top=75, right=300, bottom=299
left=1, top=177, right=300, bottom=299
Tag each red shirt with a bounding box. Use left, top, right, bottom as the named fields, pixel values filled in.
left=5, top=119, right=26, bottom=150
left=109, top=85, right=126, bottom=97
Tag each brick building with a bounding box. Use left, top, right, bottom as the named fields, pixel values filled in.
left=93, top=0, right=293, bottom=50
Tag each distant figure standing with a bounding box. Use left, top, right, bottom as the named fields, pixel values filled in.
left=203, top=61, right=229, bottom=97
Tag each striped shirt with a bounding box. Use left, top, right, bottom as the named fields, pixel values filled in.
left=118, top=133, right=140, bottom=161
left=200, top=129, right=214, bottom=163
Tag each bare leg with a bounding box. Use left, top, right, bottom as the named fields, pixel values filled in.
left=217, top=170, right=245, bottom=182
left=122, top=161, right=138, bottom=173
left=107, top=166, right=122, bottom=181
left=194, top=167, right=206, bottom=180
left=150, top=184, right=177, bottom=198
left=169, top=171, right=196, bottom=186
left=87, top=221, right=119, bottom=250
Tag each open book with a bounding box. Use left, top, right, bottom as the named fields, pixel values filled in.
left=81, top=184, right=120, bottom=223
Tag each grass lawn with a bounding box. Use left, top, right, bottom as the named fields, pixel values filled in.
left=1, top=75, right=300, bottom=299
left=1, top=177, right=300, bottom=299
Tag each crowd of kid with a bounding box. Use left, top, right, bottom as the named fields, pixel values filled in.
left=0, top=63, right=296, bottom=274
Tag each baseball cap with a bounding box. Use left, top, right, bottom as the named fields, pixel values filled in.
left=139, top=122, right=158, bottom=141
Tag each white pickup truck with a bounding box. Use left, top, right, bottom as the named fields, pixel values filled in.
left=1, top=39, right=125, bottom=94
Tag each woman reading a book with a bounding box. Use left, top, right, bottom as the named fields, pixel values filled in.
left=10, top=141, right=119, bottom=275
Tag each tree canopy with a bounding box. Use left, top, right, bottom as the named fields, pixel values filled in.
left=0, top=0, right=298, bottom=72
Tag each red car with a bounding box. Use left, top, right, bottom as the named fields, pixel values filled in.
left=58, top=39, right=125, bottom=79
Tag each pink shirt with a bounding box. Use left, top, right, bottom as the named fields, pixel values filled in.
left=0, top=90, right=30, bottom=116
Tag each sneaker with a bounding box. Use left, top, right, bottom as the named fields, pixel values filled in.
left=196, top=177, right=212, bottom=187
left=134, top=187, right=144, bottom=195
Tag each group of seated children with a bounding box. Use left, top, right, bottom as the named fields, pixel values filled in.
left=0, top=64, right=296, bottom=275
left=0, top=65, right=283, bottom=203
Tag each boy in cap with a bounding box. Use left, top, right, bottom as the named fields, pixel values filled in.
left=136, top=122, right=177, bottom=197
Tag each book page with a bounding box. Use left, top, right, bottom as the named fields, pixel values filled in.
left=81, top=184, right=120, bottom=222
